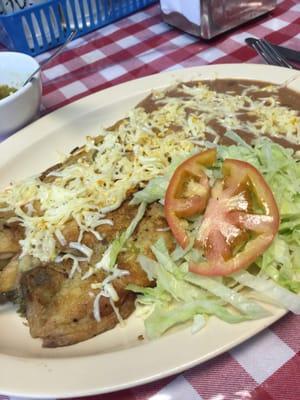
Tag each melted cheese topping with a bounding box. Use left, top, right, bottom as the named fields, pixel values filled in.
left=0, top=81, right=299, bottom=266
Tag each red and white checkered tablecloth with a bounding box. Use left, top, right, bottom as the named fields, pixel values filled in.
left=2, top=0, right=300, bottom=399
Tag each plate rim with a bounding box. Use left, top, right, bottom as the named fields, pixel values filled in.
left=0, top=63, right=298, bottom=399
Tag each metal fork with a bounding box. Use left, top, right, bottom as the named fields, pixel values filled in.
left=245, top=38, right=299, bottom=70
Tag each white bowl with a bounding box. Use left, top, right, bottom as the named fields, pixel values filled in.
left=0, top=52, right=42, bottom=137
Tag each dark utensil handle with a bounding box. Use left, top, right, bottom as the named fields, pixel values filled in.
left=273, top=44, right=300, bottom=64
left=246, top=37, right=300, bottom=64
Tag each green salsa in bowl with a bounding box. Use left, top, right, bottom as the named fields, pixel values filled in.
left=0, top=85, right=17, bottom=101
left=0, top=52, right=42, bottom=136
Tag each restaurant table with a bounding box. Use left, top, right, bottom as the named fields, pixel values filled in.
left=1, top=0, right=300, bottom=399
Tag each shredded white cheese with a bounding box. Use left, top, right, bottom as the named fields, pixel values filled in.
left=92, top=266, right=130, bottom=321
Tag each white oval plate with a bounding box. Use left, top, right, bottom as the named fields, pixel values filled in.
left=0, top=64, right=299, bottom=399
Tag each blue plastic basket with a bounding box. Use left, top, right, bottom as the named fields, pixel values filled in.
left=0, top=0, right=158, bottom=55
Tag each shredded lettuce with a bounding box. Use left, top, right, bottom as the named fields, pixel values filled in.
left=137, top=254, right=157, bottom=281
left=151, top=238, right=183, bottom=276
left=191, top=314, right=206, bottom=334
left=224, top=130, right=252, bottom=150
left=127, top=137, right=300, bottom=339
left=96, top=202, right=146, bottom=271
left=185, top=273, right=270, bottom=318
left=233, top=271, right=300, bottom=314
left=219, top=138, right=300, bottom=293
left=130, top=238, right=270, bottom=339
left=171, top=240, right=195, bottom=261
left=145, top=300, right=251, bottom=339
left=127, top=284, right=172, bottom=305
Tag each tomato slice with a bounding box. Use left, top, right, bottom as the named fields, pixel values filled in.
left=190, top=159, right=280, bottom=276
left=164, top=151, right=280, bottom=277
left=164, top=149, right=217, bottom=249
